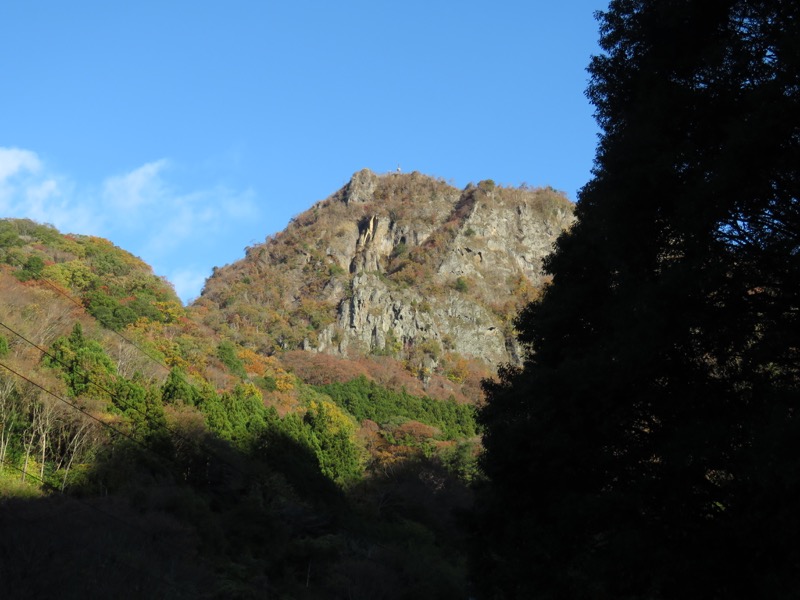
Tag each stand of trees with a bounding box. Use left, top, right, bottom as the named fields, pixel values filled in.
left=474, top=1, right=799, bottom=598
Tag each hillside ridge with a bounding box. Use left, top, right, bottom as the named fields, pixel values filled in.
left=196, top=169, right=574, bottom=378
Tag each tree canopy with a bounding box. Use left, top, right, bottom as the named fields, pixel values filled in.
left=474, top=1, right=799, bottom=598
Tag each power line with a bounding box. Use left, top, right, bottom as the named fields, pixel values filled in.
left=0, top=249, right=274, bottom=592
left=1, top=457, right=155, bottom=539
left=0, top=354, right=250, bottom=502
left=0, top=319, right=163, bottom=425
left=0, top=364, right=251, bottom=595
left=0, top=355, right=252, bottom=593
left=3, top=270, right=267, bottom=487
left=0, top=359, right=166, bottom=463
left=0, top=319, right=248, bottom=481
left=27, top=277, right=258, bottom=476
left=37, top=276, right=171, bottom=373
left=0, top=457, right=200, bottom=598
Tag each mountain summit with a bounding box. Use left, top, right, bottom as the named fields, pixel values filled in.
left=196, top=169, right=574, bottom=377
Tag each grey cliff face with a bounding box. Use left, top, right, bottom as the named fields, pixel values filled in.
left=201, top=170, right=575, bottom=371
left=303, top=171, right=574, bottom=367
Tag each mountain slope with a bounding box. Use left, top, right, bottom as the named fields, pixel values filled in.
left=196, top=169, right=574, bottom=378
left=0, top=217, right=479, bottom=597
left=0, top=172, right=573, bottom=596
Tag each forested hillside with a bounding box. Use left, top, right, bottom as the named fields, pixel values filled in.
left=197, top=169, right=573, bottom=385
left=2, top=2, right=795, bottom=597
left=0, top=218, right=482, bottom=598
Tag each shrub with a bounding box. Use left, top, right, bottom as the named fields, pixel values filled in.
left=216, top=341, right=247, bottom=379
left=15, top=255, right=45, bottom=281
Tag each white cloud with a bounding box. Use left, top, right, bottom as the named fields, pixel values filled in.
left=0, top=147, right=41, bottom=181
left=102, top=159, right=169, bottom=212
left=0, top=149, right=101, bottom=232
left=26, top=178, right=59, bottom=202
left=0, top=146, right=261, bottom=304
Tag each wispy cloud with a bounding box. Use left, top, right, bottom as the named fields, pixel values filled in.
left=0, top=146, right=261, bottom=303
left=0, top=147, right=41, bottom=181
left=0, top=148, right=100, bottom=233
left=103, top=159, right=170, bottom=212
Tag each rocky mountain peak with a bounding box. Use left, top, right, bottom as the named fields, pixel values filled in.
left=343, top=168, right=380, bottom=205
left=196, top=170, right=575, bottom=379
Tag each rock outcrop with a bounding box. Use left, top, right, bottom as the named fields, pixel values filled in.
left=196, top=170, right=575, bottom=373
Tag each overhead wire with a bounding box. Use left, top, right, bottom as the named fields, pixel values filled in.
left=0, top=270, right=275, bottom=513
left=0, top=457, right=201, bottom=598
left=0, top=359, right=247, bottom=591
left=0, top=358, right=174, bottom=465
left=38, top=276, right=171, bottom=373
left=0, top=355, right=266, bottom=596
left=0, top=238, right=275, bottom=592
left=0, top=317, right=250, bottom=481
left=0, top=310, right=262, bottom=585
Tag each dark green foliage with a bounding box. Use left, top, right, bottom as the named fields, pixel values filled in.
left=302, top=400, right=363, bottom=484
left=216, top=340, right=246, bottom=379
left=475, top=2, right=800, bottom=598
left=253, top=375, right=277, bottom=392
left=194, top=382, right=268, bottom=446
left=161, top=367, right=198, bottom=405
left=0, top=219, right=181, bottom=331
left=2, top=330, right=475, bottom=599
left=84, top=290, right=136, bottom=330
left=440, top=440, right=481, bottom=483
left=221, top=384, right=269, bottom=440
left=0, top=220, right=478, bottom=597
left=0, top=335, right=8, bottom=358
left=83, top=239, right=131, bottom=276
left=46, top=324, right=116, bottom=398
left=256, top=412, right=345, bottom=504
left=390, top=241, right=408, bottom=259
left=112, top=378, right=169, bottom=445
left=14, top=255, right=45, bottom=281
left=316, top=376, right=476, bottom=440
left=84, top=289, right=171, bottom=331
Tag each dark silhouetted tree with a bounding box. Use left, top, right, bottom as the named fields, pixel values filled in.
left=474, top=1, right=799, bottom=598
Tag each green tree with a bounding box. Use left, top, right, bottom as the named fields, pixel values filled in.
left=15, top=254, right=45, bottom=281
left=216, top=341, right=247, bottom=379
left=161, top=367, right=198, bottom=406
left=474, top=2, right=800, bottom=598
left=302, top=399, right=363, bottom=485
left=46, top=324, right=116, bottom=399
left=112, top=377, right=168, bottom=445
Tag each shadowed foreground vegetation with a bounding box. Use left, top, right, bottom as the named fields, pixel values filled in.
left=0, top=222, right=479, bottom=597
left=2, top=1, right=798, bottom=597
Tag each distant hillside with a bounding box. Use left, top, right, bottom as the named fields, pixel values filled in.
left=0, top=174, right=572, bottom=596
left=0, top=216, right=484, bottom=596
left=197, top=169, right=574, bottom=385
left=0, top=218, right=182, bottom=330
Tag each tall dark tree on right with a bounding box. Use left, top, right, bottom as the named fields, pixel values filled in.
left=474, top=1, right=799, bottom=598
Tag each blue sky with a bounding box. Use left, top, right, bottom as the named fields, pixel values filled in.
left=0, top=1, right=607, bottom=303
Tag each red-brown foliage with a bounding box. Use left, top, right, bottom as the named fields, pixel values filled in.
left=279, top=350, right=487, bottom=405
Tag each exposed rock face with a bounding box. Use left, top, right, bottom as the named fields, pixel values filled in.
left=197, top=170, right=575, bottom=372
